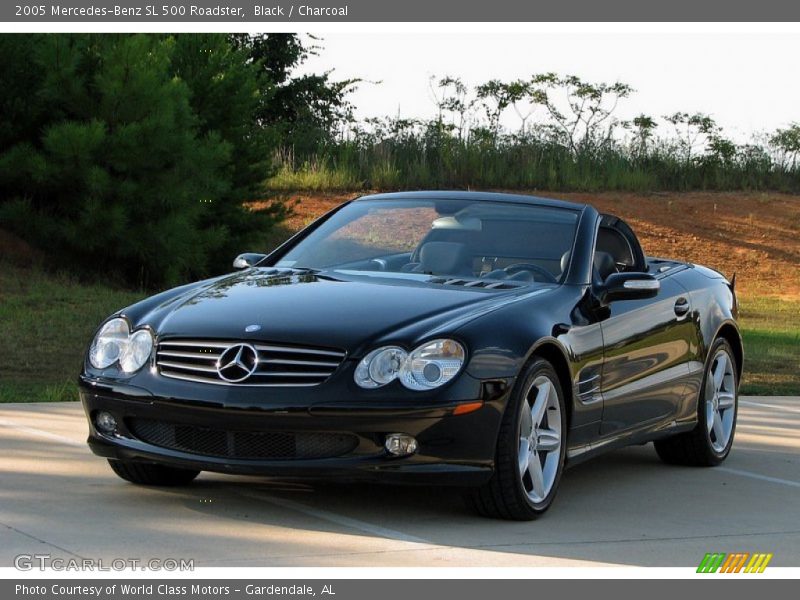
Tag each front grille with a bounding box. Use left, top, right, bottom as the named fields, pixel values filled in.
left=155, top=339, right=346, bottom=386
left=127, top=418, right=359, bottom=460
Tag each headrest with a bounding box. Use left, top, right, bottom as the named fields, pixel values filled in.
left=560, top=250, right=571, bottom=274
left=593, top=251, right=616, bottom=280
left=419, top=242, right=472, bottom=275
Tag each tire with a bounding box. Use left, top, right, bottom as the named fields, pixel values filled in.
left=107, top=459, right=200, bottom=486
left=654, top=338, right=738, bottom=466
left=466, top=358, right=567, bottom=520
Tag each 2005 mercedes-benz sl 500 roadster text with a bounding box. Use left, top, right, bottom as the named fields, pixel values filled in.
left=80, top=192, right=742, bottom=520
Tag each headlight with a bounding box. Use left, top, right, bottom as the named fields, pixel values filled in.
left=354, top=346, right=407, bottom=388
left=89, top=318, right=153, bottom=373
left=354, top=339, right=465, bottom=391
left=119, top=329, right=154, bottom=373
left=89, top=318, right=129, bottom=369
left=400, top=339, right=466, bottom=390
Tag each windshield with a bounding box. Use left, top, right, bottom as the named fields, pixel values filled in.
left=274, top=199, right=580, bottom=284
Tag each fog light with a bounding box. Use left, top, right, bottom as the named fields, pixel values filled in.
left=384, top=433, right=418, bottom=457
left=95, top=411, right=117, bottom=434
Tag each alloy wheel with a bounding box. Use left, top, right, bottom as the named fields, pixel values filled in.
left=705, top=348, right=736, bottom=453
left=518, top=375, right=562, bottom=503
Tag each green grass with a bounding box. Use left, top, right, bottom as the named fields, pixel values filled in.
left=266, top=162, right=363, bottom=192
left=738, top=297, right=800, bottom=395
left=0, top=263, right=144, bottom=403
left=0, top=263, right=797, bottom=402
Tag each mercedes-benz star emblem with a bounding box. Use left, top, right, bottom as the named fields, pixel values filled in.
left=216, top=343, right=258, bottom=383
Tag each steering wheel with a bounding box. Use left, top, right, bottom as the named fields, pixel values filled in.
left=503, top=263, right=558, bottom=283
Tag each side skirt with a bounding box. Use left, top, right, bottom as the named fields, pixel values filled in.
left=564, top=417, right=697, bottom=468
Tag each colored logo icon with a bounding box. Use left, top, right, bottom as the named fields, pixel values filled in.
left=697, top=552, right=773, bottom=573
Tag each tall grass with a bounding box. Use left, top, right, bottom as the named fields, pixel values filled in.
left=266, top=131, right=800, bottom=193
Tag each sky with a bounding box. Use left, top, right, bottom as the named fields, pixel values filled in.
left=296, top=32, right=799, bottom=141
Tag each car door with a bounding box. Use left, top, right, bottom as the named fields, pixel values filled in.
left=598, top=271, right=695, bottom=436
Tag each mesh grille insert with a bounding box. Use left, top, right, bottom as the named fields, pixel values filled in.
left=127, top=418, right=359, bottom=460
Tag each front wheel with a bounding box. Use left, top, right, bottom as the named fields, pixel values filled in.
left=654, top=338, right=738, bottom=466
left=466, top=358, right=567, bottom=520
left=107, top=459, right=200, bottom=486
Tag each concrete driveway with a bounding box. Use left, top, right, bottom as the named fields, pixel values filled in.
left=1, top=398, right=798, bottom=568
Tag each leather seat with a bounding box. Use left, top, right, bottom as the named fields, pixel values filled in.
left=411, top=242, right=473, bottom=276
left=560, top=249, right=616, bottom=280
left=593, top=251, right=616, bottom=280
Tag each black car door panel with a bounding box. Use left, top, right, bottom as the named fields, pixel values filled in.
left=598, top=276, right=696, bottom=435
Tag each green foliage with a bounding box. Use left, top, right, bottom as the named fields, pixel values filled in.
left=0, top=34, right=306, bottom=288
left=269, top=73, right=800, bottom=193
left=230, top=33, right=359, bottom=155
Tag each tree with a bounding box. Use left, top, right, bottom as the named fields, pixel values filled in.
left=0, top=34, right=241, bottom=287
left=770, top=123, right=800, bottom=170
left=230, top=33, right=358, bottom=154
left=663, top=112, right=719, bottom=163
left=531, top=73, right=633, bottom=154
left=475, top=79, right=529, bottom=143
left=431, top=76, right=474, bottom=141
left=624, top=114, right=658, bottom=158
left=170, top=34, right=286, bottom=274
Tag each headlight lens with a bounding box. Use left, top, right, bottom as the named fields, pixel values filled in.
left=89, top=318, right=129, bottom=369
left=400, top=339, right=466, bottom=390
left=354, top=339, right=465, bottom=391
left=354, top=346, right=407, bottom=388
left=119, top=329, right=154, bottom=373
left=89, top=318, right=153, bottom=373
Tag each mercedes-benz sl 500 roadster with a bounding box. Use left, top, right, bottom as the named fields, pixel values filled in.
left=80, top=191, right=742, bottom=519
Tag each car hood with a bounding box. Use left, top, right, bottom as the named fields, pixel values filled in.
left=129, top=268, right=553, bottom=356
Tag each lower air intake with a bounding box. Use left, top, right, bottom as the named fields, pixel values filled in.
left=127, top=418, right=358, bottom=460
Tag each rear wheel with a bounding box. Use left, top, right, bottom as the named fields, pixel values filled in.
left=654, top=338, right=738, bottom=466
left=107, top=459, right=200, bottom=486
left=466, top=358, right=566, bottom=520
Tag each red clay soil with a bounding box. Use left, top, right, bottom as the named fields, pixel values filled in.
left=256, top=191, right=800, bottom=301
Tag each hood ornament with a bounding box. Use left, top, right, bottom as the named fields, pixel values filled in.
left=244, top=324, right=262, bottom=333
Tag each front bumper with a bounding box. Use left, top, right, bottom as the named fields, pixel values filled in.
left=78, top=375, right=510, bottom=486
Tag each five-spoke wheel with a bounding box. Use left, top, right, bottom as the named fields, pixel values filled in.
left=655, top=337, right=739, bottom=466
left=518, top=375, right=562, bottom=503
left=466, top=358, right=566, bottom=520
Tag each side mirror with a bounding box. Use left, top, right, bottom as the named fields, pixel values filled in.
left=596, top=272, right=660, bottom=305
left=233, top=253, right=267, bottom=270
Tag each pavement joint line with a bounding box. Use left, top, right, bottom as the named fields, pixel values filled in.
left=0, top=520, right=86, bottom=560
left=740, top=400, right=800, bottom=414
left=195, top=528, right=800, bottom=565
left=456, top=528, right=800, bottom=550
left=241, top=491, right=432, bottom=545
left=715, top=466, right=800, bottom=489
left=0, top=418, right=85, bottom=448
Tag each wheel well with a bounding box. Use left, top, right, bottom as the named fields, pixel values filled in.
left=531, top=342, right=574, bottom=428
left=716, top=323, right=744, bottom=384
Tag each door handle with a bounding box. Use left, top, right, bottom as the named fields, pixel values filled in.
left=674, top=297, right=690, bottom=317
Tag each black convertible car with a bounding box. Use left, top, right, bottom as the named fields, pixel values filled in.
left=80, top=191, right=742, bottom=520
